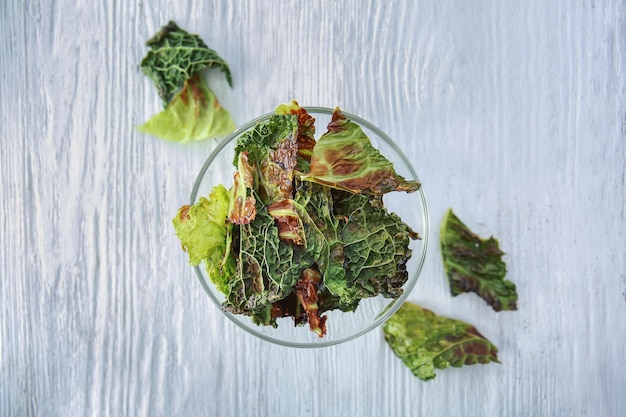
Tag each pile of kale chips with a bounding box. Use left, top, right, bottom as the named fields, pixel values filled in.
left=173, top=101, right=421, bottom=337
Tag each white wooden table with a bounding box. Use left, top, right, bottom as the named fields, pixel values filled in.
left=2, top=1, right=625, bottom=415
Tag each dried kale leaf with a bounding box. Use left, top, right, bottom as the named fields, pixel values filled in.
left=267, top=199, right=307, bottom=246
left=233, top=113, right=300, bottom=205
left=224, top=198, right=315, bottom=325
left=440, top=209, right=518, bottom=312
left=228, top=152, right=257, bottom=225
left=141, top=21, right=232, bottom=106
left=294, top=268, right=327, bottom=337
left=300, top=108, right=420, bottom=195
left=331, top=191, right=417, bottom=303
left=276, top=100, right=317, bottom=171
left=294, top=181, right=416, bottom=310
left=293, top=182, right=345, bottom=288
left=383, top=302, right=500, bottom=381
left=233, top=114, right=298, bottom=164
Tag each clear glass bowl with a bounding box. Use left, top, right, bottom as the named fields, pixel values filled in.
left=189, top=107, right=429, bottom=348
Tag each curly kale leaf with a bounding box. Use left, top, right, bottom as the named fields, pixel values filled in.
left=290, top=183, right=417, bottom=308
left=300, top=108, right=421, bottom=195
left=141, top=21, right=232, bottom=106
left=138, top=74, right=235, bottom=142
left=262, top=182, right=358, bottom=327
left=228, top=151, right=257, bottom=225
left=383, top=302, right=500, bottom=381
left=234, top=114, right=300, bottom=205
left=266, top=192, right=340, bottom=310
left=294, top=183, right=344, bottom=276
left=233, top=114, right=298, bottom=166
left=233, top=104, right=316, bottom=205
left=267, top=199, right=308, bottom=246
left=330, top=191, right=417, bottom=303
left=276, top=100, right=317, bottom=170
left=224, top=198, right=313, bottom=325
left=440, top=209, right=518, bottom=312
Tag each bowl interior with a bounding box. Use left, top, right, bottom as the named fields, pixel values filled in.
left=190, top=107, right=429, bottom=348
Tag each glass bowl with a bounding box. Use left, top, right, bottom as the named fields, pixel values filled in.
left=189, top=107, right=429, bottom=348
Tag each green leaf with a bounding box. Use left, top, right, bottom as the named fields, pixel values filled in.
left=172, top=184, right=234, bottom=294
left=233, top=114, right=299, bottom=165
left=233, top=113, right=300, bottom=205
left=440, top=209, right=518, bottom=312
left=228, top=151, right=257, bottom=224
left=275, top=100, right=317, bottom=169
left=330, top=191, right=418, bottom=304
left=267, top=199, right=308, bottom=246
left=138, top=74, right=235, bottom=142
left=289, top=182, right=418, bottom=309
left=383, top=302, right=500, bottom=381
left=300, top=108, right=421, bottom=195
left=141, top=21, right=232, bottom=106
left=293, top=183, right=342, bottom=265
left=224, top=198, right=313, bottom=324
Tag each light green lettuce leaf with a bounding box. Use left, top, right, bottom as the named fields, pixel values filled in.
left=139, top=74, right=235, bottom=142
left=172, top=184, right=234, bottom=294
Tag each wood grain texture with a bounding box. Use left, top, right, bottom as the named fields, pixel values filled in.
left=1, top=0, right=625, bottom=416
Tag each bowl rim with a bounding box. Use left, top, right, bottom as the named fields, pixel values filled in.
left=189, top=106, right=430, bottom=348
